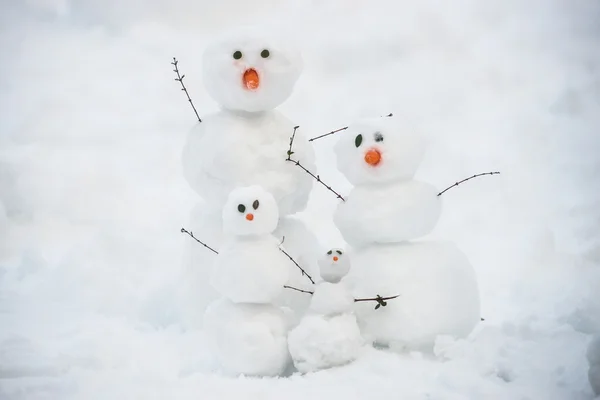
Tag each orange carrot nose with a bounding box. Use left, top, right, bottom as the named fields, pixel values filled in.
left=246, top=213, right=254, bottom=221
left=243, top=69, right=259, bottom=90
left=364, top=149, right=381, bottom=166
left=333, top=256, right=339, bottom=262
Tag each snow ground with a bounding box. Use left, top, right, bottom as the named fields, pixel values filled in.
left=1, top=0, right=600, bottom=398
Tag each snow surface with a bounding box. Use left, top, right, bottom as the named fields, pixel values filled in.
left=1, top=0, right=600, bottom=399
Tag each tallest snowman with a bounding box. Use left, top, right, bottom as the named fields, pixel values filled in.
left=181, top=27, right=319, bottom=325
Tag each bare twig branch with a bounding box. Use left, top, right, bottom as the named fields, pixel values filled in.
left=286, top=158, right=346, bottom=202
left=308, top=126, right=348, bottom=142
left=180, top=227, right=218, bottom=254
left=286, top=127, right=345, bottom=202
left=354, top=294, right=400, bottom=310
left=437, top=171, right=501, bottom=196
left=286, top=125, right=299, bottom=158
left=172, top=57, right=201, bottom=123
left=308, top=113, right=393, bottom=142
left=283, top=285, right=314, bottom=295
left=278, top=240, right=315, bottom=285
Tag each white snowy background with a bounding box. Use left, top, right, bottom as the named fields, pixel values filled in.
left=1, top=0, right=600, bottom=398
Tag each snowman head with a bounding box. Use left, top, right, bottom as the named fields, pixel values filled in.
left=202, top=27, right=303, bottom=113
left=223, top=185, right=279, bottom=236
left=318, top=248, right=350, bottom=283
left=334, top=117, right=426, bottom=186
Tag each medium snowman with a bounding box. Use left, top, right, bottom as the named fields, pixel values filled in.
left=333, top=117, right=481, bottom=351
left=288, top=249, right=364, bottom=373
left=180, top=27, right=320, bottom=324
left=203, top=186, right=292, bottom=376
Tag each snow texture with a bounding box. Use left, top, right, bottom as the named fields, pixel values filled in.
left=202, top=27, right=303, bottom=113
left=588, top=335, right=600, bottom=395
left=182, top=110, right=315, bottom=215
left=318, top=248, right=350, bottom=283
left=345, top=241, right=481, bottom=350
left=1, top=0, right=600, bottom=398
left=334, top=180, right=441, bottom=248
left=203, top=298, right=291, bottom=376
left=309, top=282, right=355, bottom=316
left=334, top=117, right=426, bottom=186
left=288, top=313, right=363, bottom=374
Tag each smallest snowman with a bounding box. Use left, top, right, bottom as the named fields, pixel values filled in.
left=288, top=249, right=364, bottom=373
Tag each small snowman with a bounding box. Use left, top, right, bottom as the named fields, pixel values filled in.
left=181, top=27, right=320, bottom=324
left=333, top=116, right=481, bottom=351
left=203, top=186, right=293, bottom=376
left=288, top=249, right=364, bottom=373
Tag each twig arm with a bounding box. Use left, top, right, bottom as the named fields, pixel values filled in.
left=172, top=57, right=201, bottom=123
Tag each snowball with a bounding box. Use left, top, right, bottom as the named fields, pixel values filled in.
left=288, top=313, right=364, bottom=373
left=334, top=117, right=426, bottom=186
left=202, top=27, right=303, bottom=112
left=345, top=241, right=480, bottom=350
left=222, top=185, right=279, bottom=236
left=210, top=234, right=289, bottom=303
left=204, top=298, right=290, bottom=376
left=318, top=248, right=350, bottom=283
left=334, top=180, right=441, bottom=248
left=309, top=282, right=355, bottom=316
left=181, top=110, right=316, bottom=216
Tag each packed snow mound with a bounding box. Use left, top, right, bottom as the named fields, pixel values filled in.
left=334, top=180, right=441, bottom=248
left=210, top=234, right=290, bottom=303
left=288, top=313, right=364, bottom=373
left=202, top=27, right=303, bottom=113
left=181, top=110, right=315, bottom=215
left=222, top=185, right=279, bottom=236
left=203, top=298, right=290, bottom=376
left=345, top=241, right=480, bottom=350
left=334, top=117, right=426, bottom=186
left=309, top=282, right=355, bottom=316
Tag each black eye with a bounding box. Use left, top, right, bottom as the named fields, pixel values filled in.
left=260, top=49, right=270, bottom=58
left=374, top=132, right=384, bottom=142
left=355, top=134, right=363, bottom=148
left=327, top=250, right=332, bottom=255
left=237, top=204, right=246, bottom=213
left=336, top=250, right=342, bottom=255
left=252, top=200, right=259, bottom=210
left=233, top=51, right=243, bottom=60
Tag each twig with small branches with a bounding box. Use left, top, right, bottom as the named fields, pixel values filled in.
left=180, top=227, right=218, bottom=254
left=171, top=57, right=201, bottom=123
left=308, top=113, right=393, bottom=142
left=437, top=171, right=501, bottom=197
left=279, top=237, right=315, bottom=285
left=354, top=294, right=400, bottom=310
left=286, top=127, right=346, bottom=202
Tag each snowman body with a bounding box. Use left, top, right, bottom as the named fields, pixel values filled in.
left=288, top=250, right=364, bottom=373
left=203, top=186, right=293, bottom=376
left=333, top=118, right=481, bottom=351
left=180, top=28, right=319, bottom=326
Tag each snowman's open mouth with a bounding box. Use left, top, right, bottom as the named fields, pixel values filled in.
left=243, top=68, right=260, bottom=90
left=364, top=148, right=382, bottom=167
